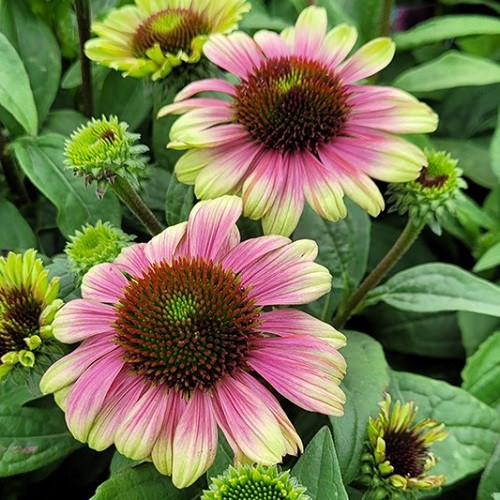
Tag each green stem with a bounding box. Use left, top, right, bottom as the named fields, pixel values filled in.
left=74, top=0, right=93, bottom=117
left=0, top=131, right=29, bottom=203
left=112, top=177, right=164, bottom=235
left=379, top=0, right=395, bottom=37
left=332, top=219, right=424, bottom=329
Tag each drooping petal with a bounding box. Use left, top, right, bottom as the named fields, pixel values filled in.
left=171, top=391, right=218, bottom=488
left=52, top=299, right=116, bottom=343
left=259, top=309, right=346, bottom=349
left=114, top=384, right=171, bottom=460
left=174, top=78, right=236, bottom=101
left=158, top=98, right=228, bottom=117
left=81, top=262, right=128, bottom=303
left=65, top=352, right=124, bottom=442
left=249, top=336, right=346, bottom=415
left=113, top=243, right=150, bottom=278
left=144, top=222, right=188, bottom=265
left=183, top=196, right=242, bottom=260
left=213, top=372, right=287, bottom=464
left=40, top=335, right=119, bottom=394
left=203, top=32, right=263, bottom=79
left=338, top=38, right=395, bottom=83
left=151, top=391, right=187, bottom=475
left=168, top=123, right=248, bottom=150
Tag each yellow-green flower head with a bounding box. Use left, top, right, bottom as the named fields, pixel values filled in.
left=85, top=0, right=251, bottom=80
left=387, top=149, right=466, bottom=235
left=359, top=394, right=447, bottom=499
left=0, top=250, right=63, bottom=381
left=202, top=464, right=310, bottom=500
left=65, top=221, right=134, bottom=280
left=64, top=116, right=148, bottom=195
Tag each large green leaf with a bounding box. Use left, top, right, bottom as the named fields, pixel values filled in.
left=0, top=198, right=37, bottom=250
left=291, top=427, right=348, bottom=500
left=474, top=241, right=500, bottom=272
left=92, top=463, right=196, bottom=499
left=0, top=405, right=81, bottom=476
left=165, top=172, right=194, bottom=226
left=330, top=331, right=390, bottom=483
left=13, top=134, right=121, bottom=238
left=394, top=15, right=500, bottom=50
left=0, top=0, right=61, bottom=125
left=206, top=431, right=233, bottom=482
left=391, top=371, right=500, bottom=486
left=477, top=442, right=500, bottom=500
left=458, top=311, right=500, bottom=356
left=40, top=109, right=87, bottom=137
left=461, top=331, right=500, bottom=409
left=393, top=51, right=500, bottom=92
left=366, top=263, right=500, bottom=316
left=0, top=32, right=37, bottom=135
left=491, top=106, right=500, bottom=183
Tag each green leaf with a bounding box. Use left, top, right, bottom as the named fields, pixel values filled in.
left=206, top=431, right=233, bottom=482
left=0, top=32, right=37, bottom=135
left=462, top=331, right=500, bottom=409
left=330, top=331, right=390, bottom=483
left=491, top=105, right=500, bottom=183
left=291, top=427, right=348, bottom=500
left=96, top=71, right=152, bottom=131
left=391, top=371, right=500, bottom=486
left=393, top=51, right=500, bottom=92
left=474, top=241, right=500, bottom=272
left=458, top=311, right=500, bottom=356
left=109, top=451, right=142, bottom=476
left=165, top=172, right=194, bottom=226
left=0, top=198, right=37, bottom=250
left=12, top=134, right=121, bottom=238
left=439, top=0, right=500, bottom=15
left=46, top=254, right=80, bottom=302
left=0, top=405, right=81, bottom=476
left=40, top=109, right=87, bottom=137
left=0, top=373, right=42, bottom=407
left=394, top=15, right=500, bottom=50
left=363, top=305, right=464, bottom=359
left=92, top=463, right=195, bottom=499
left=477, top=442, right=500, bottom=500
left=366, top=263, right=500, bottom=316
left=0, top=0, right=61, bottom=125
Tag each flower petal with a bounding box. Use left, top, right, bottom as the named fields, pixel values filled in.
left=254, top=29, right=290, bottom=59
left=174, top=78, right=236, bottom=101
left=159, top=98, right=229, bottom=117
left=145, top=222, right=188, bottom=265
left=293, top=6, right=327, bottom=58
left=175, top=149, right=213, bottom=184
left=171, top=391, right=218, bottom=488
left=52, top=299, right=116, bottom=343
left=249, top=336, right=346, bottom=415
left=259, top=309, right=346, bottom=349
left=168, top=124, right=248, bottom=150
left=81, top=263, right=128, bottom=303
left=320, top=24, right=357, bottom=69
left=213, top=372, right=287, bottom=464
left=338, top=38, right=395, bottom=83
left=114, top=243, right=150, bottom=278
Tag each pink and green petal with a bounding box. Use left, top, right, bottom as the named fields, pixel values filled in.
left=249, top=337, right=346, bottom=415
left=175, top=149, right=214, bottom=184
left=145, top=222, right=188, bottom=265
left=171, top=391, right=218, bottom=488
left=151, top=391, right=187, bottom=476
left=114, top=385, right=170, bottom=460
left=213, top=372, right=287, bottom=464
left=293, top=6, right=328, bottom=59
left=52, top=299, right=116, bottom=343
left=194, top=141, right=262, bottom=199
left=254, top=29, right=291, bottom=58
left=203, top=32, right=263, bottom=79
left=87, top=372, right=148, bottom=451
left=259, top=308, right=346, bottom=349
left=158, top=97, right=229, bottom=117
left=320, top=24, right=357, bottom=69
left=184, top=195, right=242, bottom=262
left=81, top=262, right=128, bottom=303
left=338, top=38, right=395, bottom=83
left=174, top=78, right=236, bottom=101
left=40, top=336, right=119, bottom=394
left=168, top=123, right=248, bottom=150
left=65, top=352, right=124, bottom=442
left=113, top=243, right=150, bottom=278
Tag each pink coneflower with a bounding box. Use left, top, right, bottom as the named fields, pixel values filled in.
left=40, top=196, right=346, bottom=488
left=159, top=6, right=438, bottom=236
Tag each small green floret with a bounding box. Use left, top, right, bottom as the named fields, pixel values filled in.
left=387, top=149, right=466, bottom=235
left=65, top=221, right=134, bottom=279
left=202, top=464, right=310, bottom=500
left=64, top=116, right=148, bottom=195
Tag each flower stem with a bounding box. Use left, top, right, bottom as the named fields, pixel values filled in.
left=379, top=0, right=395, bottom=37
left=112, top=177, right=165, bottom=235
left=332, top=219, right=425, bottom=329
left=74, top=0, right=93, bottom=117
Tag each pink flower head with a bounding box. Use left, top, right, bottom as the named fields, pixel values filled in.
left=159, top=6, right=438, bottom=236
left=40, top=196, right=346, bottom=488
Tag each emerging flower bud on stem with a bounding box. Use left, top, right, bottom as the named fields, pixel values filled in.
left=387, top=149, right=466, bottom=235
left=359, top=394, right=447, bottom=499
left=202, top=464, right=310, bottom=500
left=64, top=116, right=149, bottom=197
